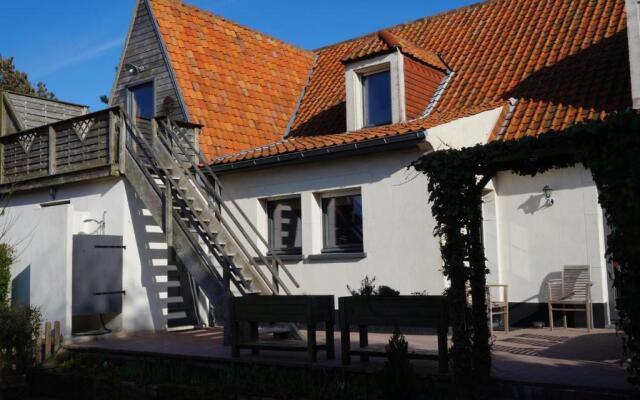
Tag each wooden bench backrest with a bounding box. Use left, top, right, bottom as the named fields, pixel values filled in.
left=231, top=295, right=334, bottom=323
left=339, top=295, right=449, bottom=327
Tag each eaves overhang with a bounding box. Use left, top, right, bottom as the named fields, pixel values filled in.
left=210, top=131, right=426, bottom=174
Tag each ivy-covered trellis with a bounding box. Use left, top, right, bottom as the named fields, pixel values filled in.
left=412, top=110, right=640, bottom=398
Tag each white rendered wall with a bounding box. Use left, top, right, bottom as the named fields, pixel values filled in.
left=3, top=177, right=167, bottom=337
left=426, top=107, right=503, bottom=150
left=220, top=148, right=444, bottom=298
left=493, top=166, right=609, bottom=309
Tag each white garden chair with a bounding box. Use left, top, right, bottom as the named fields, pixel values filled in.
left=487, top=284, right=509, bottom=335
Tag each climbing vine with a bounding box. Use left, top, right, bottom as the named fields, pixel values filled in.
left=411, top=110, right=640, bottom=397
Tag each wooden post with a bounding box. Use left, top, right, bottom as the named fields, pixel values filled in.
left=250, top=322, right=259, bottom=355
left=108, top=111, right=117, bottom=167
left=0, top=142, right=4, bottom=185
left=34, top=323, right=42, bottom=364
left=326, top=306, right=335, bottom=360
left=547, top=284, right=554, bottom=331
left=53, top=321, right=61, bottom=354
left=340, top=300, right=350, bottom=366
left=163, top=184, right=173, bottom=247
left=230, top=300, right=239, bottom=358
left=272, top=259, right=279, bottom=294
left=358, top=325, right=369, bottom=363
left=307, top=322, right=317, bottom=363
left=118, top=109, right=127, bottom=173
left=151, top=118, right=159, bottom=147
left=48, top=126, right=56, bottom=175
left=504, top=286, right=509, bottom=334
left=43, top=321, right=52, bottom=360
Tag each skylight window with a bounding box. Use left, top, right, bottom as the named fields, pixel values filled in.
left=362, top=69, right=392, bottom=127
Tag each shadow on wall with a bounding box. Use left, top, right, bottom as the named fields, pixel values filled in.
left=517, top=193, right=548, bottom=215
left=125, top=183, right=166, bottom=331
left=11, top=264, right=30, bottom=306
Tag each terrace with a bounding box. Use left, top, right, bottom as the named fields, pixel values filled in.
left=63, top=326, right=632, bottom=398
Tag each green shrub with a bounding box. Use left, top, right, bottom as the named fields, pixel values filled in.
left=347, top=276, right=401, bottom=297
left=376, top=285, right=400, bottom=297
left=0, top=305, right=40, bottom=386
left=381, top=328, right=417, bottom=399
left=0, top=243, right=13, bottom=307
left=347, top=276, right=377, bottom=296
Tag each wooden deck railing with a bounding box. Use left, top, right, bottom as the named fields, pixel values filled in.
left=0, top=107, right=121, bottom=190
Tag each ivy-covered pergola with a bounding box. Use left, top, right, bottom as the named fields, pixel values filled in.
left=412, top=110, right=640, bottom=398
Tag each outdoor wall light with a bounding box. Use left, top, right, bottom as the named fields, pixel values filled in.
left=542, top=185, right=554, bottom=206
left=125, top=63, right=145, bottom=75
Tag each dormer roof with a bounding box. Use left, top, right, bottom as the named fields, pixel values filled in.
left=341, top=30, right=449, bottom=72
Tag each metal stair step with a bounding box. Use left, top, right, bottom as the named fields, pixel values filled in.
left=166, top=325, right=195, bottom=332
left=166, top=311, right=187, bottom=320
left=165, top=296, right=184, bottom=303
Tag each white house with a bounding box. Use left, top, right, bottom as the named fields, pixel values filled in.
left=1, top=0, right=638, bottom=338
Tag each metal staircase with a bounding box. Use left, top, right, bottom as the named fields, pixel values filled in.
left=118, top=111, right=300, bottom=328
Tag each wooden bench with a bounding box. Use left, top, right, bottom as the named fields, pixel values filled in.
left=339, top=295, right=449, bottom=373
left=229, top=295, right=335, bottom=362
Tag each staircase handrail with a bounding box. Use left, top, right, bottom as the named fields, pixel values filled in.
left=120, top=112, right=253, bottom=294
left=155, top=118, right=299, bottom=291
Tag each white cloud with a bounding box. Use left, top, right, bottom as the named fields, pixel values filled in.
left=37, top=37, right=122, bottom=76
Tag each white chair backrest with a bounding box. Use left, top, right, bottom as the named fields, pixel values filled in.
left=562, top=265, right=590, bottom=301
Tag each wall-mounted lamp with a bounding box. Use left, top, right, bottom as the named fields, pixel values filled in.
left=124, top=63, right=145, bottom=75
left=542, top=185, right=554, bottom=206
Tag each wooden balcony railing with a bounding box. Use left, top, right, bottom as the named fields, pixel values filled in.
left=0, top=107, right=121, bottom=192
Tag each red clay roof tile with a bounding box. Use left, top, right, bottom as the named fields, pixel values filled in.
left=148, top=0, right=315, bottom=160
left=148, top=0, right=630, bottom=166
left=288, top=0, right=629, bottom=142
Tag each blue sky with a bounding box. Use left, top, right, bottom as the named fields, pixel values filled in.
left=1, top=0, right=477, bottom=111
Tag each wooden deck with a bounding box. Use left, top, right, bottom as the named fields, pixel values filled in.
left=65, top=327, right=633, bottom=392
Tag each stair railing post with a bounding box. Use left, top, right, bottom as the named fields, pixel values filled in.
left=272, top=258, right=279, bottom=295
left=223, top=259, right=232, bottom=345
left=163, top=183, right=174, bottom=262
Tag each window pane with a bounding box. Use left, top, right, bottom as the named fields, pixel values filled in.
left=129, top=83, right=154, bottom=123
left=268, top=198, right=302, bottom=254
left=322, top=194, right=363, bottom=252
left=362, top=70, right=391, bottom=127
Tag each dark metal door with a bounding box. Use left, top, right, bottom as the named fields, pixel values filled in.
left=72, top=235, right=124, bottom=316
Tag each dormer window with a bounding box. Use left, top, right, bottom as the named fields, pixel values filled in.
left=343, top=30, right=449, bottom=132
left=362, top=68, right=392, bottom=127
left=344, top=54, right=404, bottom=131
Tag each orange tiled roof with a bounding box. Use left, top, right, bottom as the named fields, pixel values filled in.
left=151, top=0, right=630, bottom=166
left=147, top=0, right=315, bottom=160
left=289, top=0, right=630, bottom=140
left=213, top=102, right=503, bottom=165
left=342, top=30, right=449, bottom=72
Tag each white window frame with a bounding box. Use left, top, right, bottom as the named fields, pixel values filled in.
left=345, top=50, right=405, bottom=131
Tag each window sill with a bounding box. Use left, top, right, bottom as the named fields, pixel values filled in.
left=306, top=252, right=367, bottom=261
left=253, top=254, right=304, bottom=263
